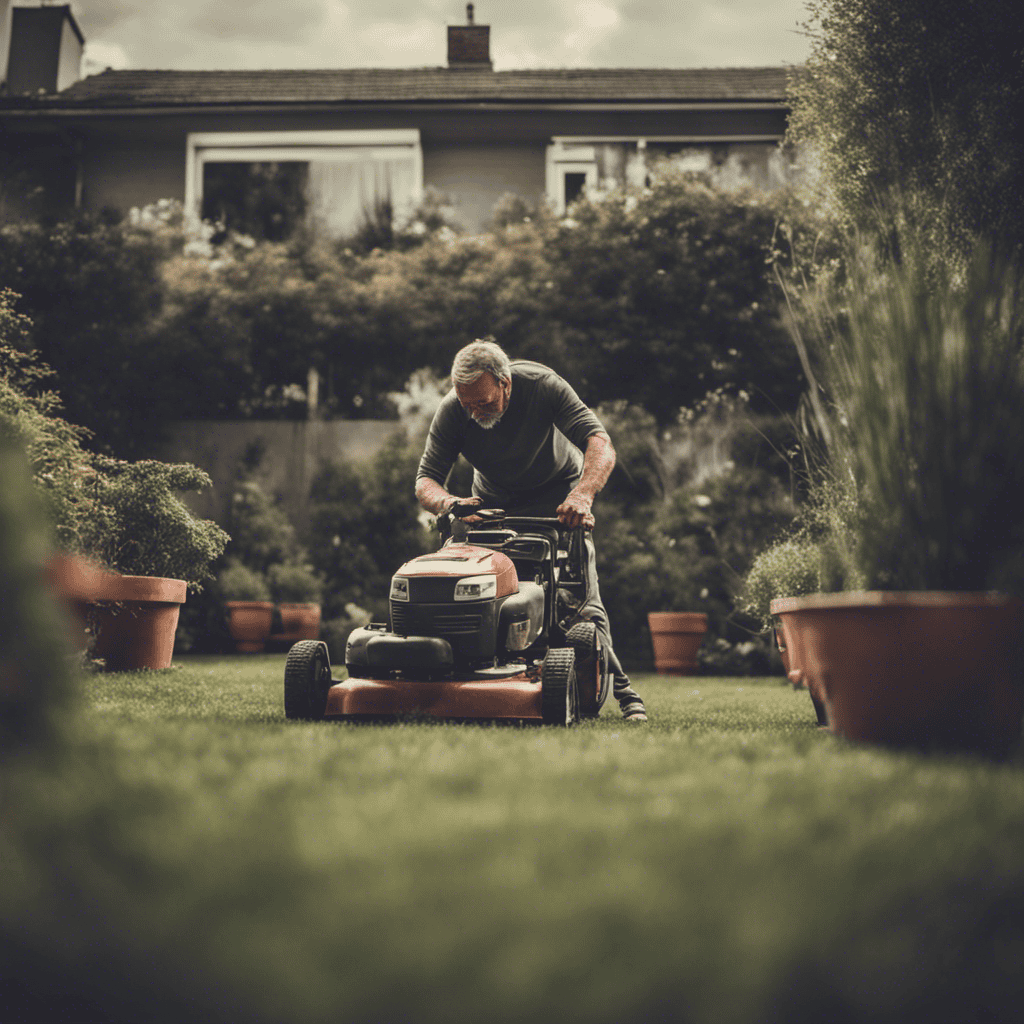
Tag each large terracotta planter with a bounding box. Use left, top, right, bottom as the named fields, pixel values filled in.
left=88, top=574, right=188, bottom=671
left=771, top=592, right=1024, bottom=756
left=271, top=603, right=322, bottom=644
left=226, top=601, right=275, bottom=652
left=648, top=611, right=709, bottom=675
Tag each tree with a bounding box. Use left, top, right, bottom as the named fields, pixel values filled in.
left=788, top=0, right=1024, bottom=254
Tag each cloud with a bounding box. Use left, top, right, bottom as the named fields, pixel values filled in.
left=82, top=39, right=131, bottom=76
left=184, top=0, right=331, bottom=46
left=67, top=0, right=811, bottom=71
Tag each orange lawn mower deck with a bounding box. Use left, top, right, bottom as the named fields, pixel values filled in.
left=283, top=510, right=613, bottom=726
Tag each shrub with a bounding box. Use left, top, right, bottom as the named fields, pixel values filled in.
left=1, top=299, right=228, bottom=590
left=267, top=561, right=324, bottom=604
left=224, top=479, right=302, bottom=574
left=593, top=399, right=798, bottom=668
left=543, top=172, right=809, bottom=424
left=306, top=431, right=434, bottom=622
left=788, top=0, right=1024, bottom=258
left=0, top=215, right=168, bottom=455
left=0, top=432, right=77, bottom=748
left=740, top=539, right=824, bottom=631
left=215, top=559, right=271, bottom=603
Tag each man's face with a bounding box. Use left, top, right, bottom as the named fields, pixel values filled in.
left=454, top=372, right=511, bottom=429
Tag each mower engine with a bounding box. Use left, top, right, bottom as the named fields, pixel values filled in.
left=345, top=543, right=546, bottom=680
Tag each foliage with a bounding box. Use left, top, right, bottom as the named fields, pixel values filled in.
left=0, top=214, right=169, bottom=455
left=593, top=400, right=798, bottom=667
left=216, top=473, right=323, bottom=609
left=267, top=561, right=324, bottom=604
left=215, top=559, right=271, bottom=603
left=306, top=431, right=434, bottom=622
left=2, top=172, right=825, bottom=442
left=2, top=300, right=227, bottom=590
left=0, top=433, right=77, bottom=748
left=545, top=172, right=809, bottom=424
left=224, top=479, right=303, bottom=574
left=788, top=0, right=1024, bottom=258
left=804, top=237, right=1024, bottom=593
left=740, top=539, right=825, bottom=630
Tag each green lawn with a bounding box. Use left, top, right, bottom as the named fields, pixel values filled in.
left=3, top=655, right=1024, bottom=1023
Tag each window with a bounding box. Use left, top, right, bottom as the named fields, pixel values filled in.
left=545, top=135, right=793, bottom=212
left=545, top=142, right=598, bottom=215
left=185, top=130, right=423, bottom=239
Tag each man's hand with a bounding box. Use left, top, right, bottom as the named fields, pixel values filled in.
left=448, top=495, right=485, bottom=524
left=556, top=488, right=595, bottom=529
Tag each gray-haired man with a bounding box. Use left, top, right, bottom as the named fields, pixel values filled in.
left=415, top=338, right=647, bottom=721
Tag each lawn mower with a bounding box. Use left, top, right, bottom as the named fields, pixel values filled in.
left=283, top=505, right=613, bottom=725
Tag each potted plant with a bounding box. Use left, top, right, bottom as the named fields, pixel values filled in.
left=1, top=327, right=229, bottom=670
left=740, top=537, right=829, bottom=723
left=69, top=457, right=229, bottom=670
left=217, top=559, right=274, bottom=652
left=268, top=562, right=324, bottom=643
left=762, top=236, right=1024, bottom=755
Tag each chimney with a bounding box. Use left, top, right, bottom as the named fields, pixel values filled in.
left=5, top=3, right=84, bottom=95
left=447, top=3, right=491, bottom=69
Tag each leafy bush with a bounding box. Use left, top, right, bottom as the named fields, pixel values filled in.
left=74, top=457, right=229, bottom=588
left=224, top=479, right=302, bottom=574
left=788, top=0, right=1024, bottom=258
left=545, top=173, right=809, bottom=424
left=215, top=559, right=271, bottom=602
left=593, top=400, right=798, bottom=668
left=267, top=561, right=324, bottom=604
left=306, top=431, right=434, bottom=622
left=740, top=539, right=824, bottom=630
left=0, top=215, right=168, bottom=455
left=1, top=297, right=228, bottom=590
left=0, top=432, right=77, bottom=748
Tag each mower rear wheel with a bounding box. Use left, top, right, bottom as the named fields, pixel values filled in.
left=541, top=647, right=578, bottom=726
left=284, top=640, right=334, bottom=720
left=566, top=621, right=610, bottom=718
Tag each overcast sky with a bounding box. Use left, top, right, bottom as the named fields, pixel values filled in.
left=69, top=1, right=812, bottom=76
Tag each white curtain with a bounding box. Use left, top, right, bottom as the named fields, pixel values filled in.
left=306, top=155, right=415, bottom=239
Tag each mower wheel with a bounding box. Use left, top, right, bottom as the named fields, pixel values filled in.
left=284, top=640, right=334, bottom=721
left=566, top=621, right=610, bottom=718
left=541, top=647, right=578, bottom=726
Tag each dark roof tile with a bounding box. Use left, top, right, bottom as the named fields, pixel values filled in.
left=33, top=65, right=793, bottom=108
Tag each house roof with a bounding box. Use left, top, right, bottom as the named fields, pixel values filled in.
left=2, top=65, right=793, bottom=111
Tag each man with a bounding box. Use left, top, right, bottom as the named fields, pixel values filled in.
left=415, top=338, right=647, bottom=722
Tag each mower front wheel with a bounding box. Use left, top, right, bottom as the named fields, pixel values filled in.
left=284, top=640, right=334, bottom=720
left=566, top=621, right=610, bottom=719
left=541, top=647, right=578, bottom=726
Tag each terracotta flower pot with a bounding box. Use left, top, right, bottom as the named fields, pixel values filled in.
left=272, top=603, right=322, bottom=643
left=773, top=617, right=828, bottom=726
left=226, top=601, right=275, bottom=652
left=648, top=611, right=709, bottom=675
left=88, top=574, right=188, bottom=671
left=771, top=592, right=1024, bottom=756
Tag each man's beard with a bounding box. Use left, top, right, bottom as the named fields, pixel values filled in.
left=472, top=411, right=504, bottom=429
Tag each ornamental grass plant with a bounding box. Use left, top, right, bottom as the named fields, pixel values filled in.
left=782, top=232, right=1024, bottom=596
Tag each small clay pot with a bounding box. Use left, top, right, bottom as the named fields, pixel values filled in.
left=226, top=601, right=275, bottom=653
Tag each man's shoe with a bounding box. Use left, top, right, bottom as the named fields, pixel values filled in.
left=621, top=701, right=648, bottom=722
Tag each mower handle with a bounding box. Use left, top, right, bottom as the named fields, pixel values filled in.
left=448, top=504, right=593, bottom=532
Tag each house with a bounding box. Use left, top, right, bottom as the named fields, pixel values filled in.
left=2, top=3, right=798, bottom=234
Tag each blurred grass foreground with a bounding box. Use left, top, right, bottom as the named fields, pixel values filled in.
left=2, top=443, right=1024, bottom=1023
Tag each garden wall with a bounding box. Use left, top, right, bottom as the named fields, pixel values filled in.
left=156, top=419, right=404, bottom=529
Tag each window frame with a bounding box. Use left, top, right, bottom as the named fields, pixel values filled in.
left=184, top=129, right=424, bottom=226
